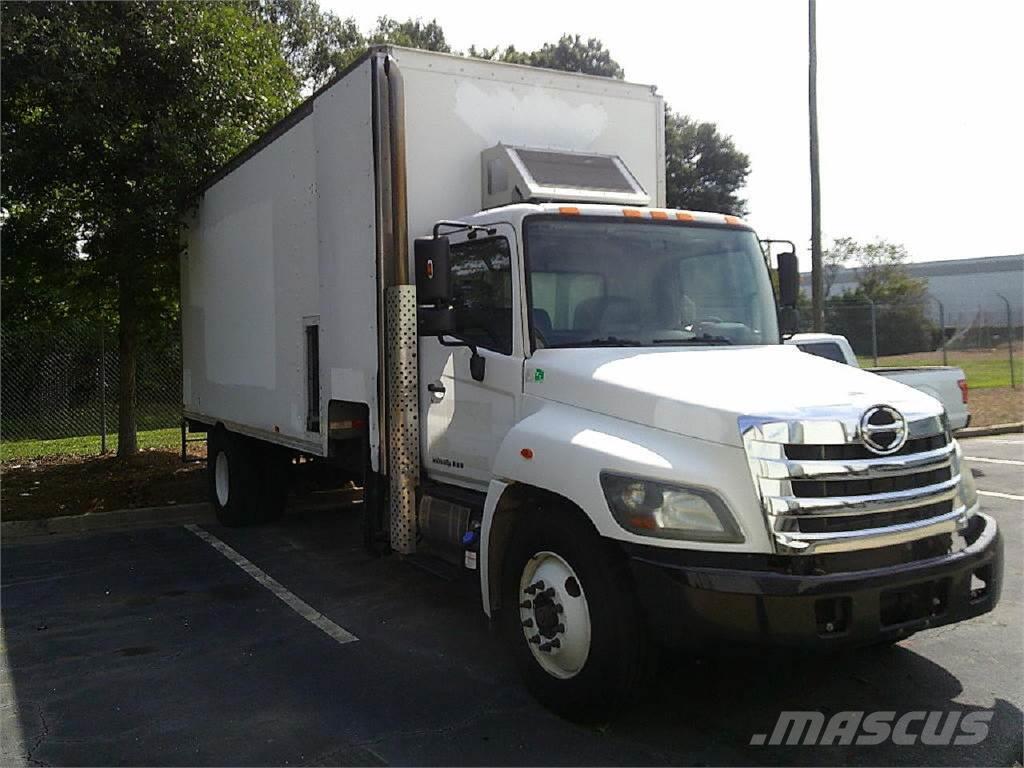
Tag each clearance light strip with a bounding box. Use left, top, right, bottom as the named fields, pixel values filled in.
left=555, top=206, right=747, bottom=227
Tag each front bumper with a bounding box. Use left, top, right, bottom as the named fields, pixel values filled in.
left=624, top=512, right=1002, bottom=649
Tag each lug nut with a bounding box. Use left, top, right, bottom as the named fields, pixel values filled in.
left=538, top=639, right=561, bottom=652
left=528, top=634, right=541, bottom=645
left=554, top=623, right=565, bottom=634
left=521, top=618, right=533, bottom=628
left=539, top=587, right=555, bottom=599
left=525, top=580, right=545, bottom=595
left=519, top=600, right=532, bottom=609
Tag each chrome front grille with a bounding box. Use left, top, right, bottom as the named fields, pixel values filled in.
left=741, top=412, right=970, bottom=554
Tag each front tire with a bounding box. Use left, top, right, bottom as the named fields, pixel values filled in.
left=501, top=508, right=649, bottom=722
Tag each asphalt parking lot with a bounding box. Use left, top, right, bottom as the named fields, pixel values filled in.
left=2, top=435, right=1022, bottom=766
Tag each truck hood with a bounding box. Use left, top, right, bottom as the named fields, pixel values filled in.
left=525, top=345, right=944, bottom=447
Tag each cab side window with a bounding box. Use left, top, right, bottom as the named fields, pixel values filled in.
left=450, top=236, right=513, bottom=355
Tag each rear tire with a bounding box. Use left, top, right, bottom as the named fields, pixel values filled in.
left=207, top=428, right=259, bottom=527
left=500, top=507, right=649, bottom=722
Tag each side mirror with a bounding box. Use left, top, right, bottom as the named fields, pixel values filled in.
left=777, top=251, right=799, bottom=308
left=778, top=306, right=800, bottom=337
left=418, top=305, right=457, bottom=336
left=415, top=235, right=457, bottom=338
left=414, top=236, right=452, bottom=304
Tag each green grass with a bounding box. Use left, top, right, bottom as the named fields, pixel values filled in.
left=857, top=354, right=1023, bottom=390
left=1, top=427, right=183, bottom=462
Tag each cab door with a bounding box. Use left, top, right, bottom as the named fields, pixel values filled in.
left=418, top=224, right=524, bottom=491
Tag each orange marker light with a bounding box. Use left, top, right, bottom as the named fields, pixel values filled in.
left=649, top=210, right=668, bottom=220
left=622, top=208, right=643, bottom=218
left=559, top=206, right=580, bottom=215
left=520, top=448, right=534, bottom=460
left=675, top=211, right=695, bottom=221
left=724, top=215, right=744, bottom=226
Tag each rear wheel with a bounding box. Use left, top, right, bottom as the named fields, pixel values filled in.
left=501, top=508, right=649, bottom=722
left=207, top=428, right=258, bottom=527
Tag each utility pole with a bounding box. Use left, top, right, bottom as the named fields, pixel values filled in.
left=809, top=0, right=824, bottom=331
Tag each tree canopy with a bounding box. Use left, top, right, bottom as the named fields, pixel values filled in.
left=469, top=34, right=624, bottom=79
left=664, top=112, right=749, bottom=215
left=1, top=1, right=298, bottom=453
left=822, top=238, right=934, bottom=355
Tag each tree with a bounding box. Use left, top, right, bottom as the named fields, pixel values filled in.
left=2, top=1, right=297, bottom=455
left=249, top=0, right=362, bottom=91
left=471, top=34, right=624, bottom=79
left=369, top=16, right=450, bottom=52
left=664, top=112, right=749, bottom=215
left=823, top=238, right=934, bottom=355
left=822, top=236, right=856, bottom=296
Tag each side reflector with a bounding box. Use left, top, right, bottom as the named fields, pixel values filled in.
left=559, top=206, right=580, bottom=215
left=622, top=208, right=643, bottom=218
left=958, top=379, right=969, bottom=404
left=520, top=448, right=534, bottom=460
left=675, top=211, right=695, bottom=221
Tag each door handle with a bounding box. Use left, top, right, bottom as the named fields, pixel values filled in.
left=427, top=382, right=446, bottom=395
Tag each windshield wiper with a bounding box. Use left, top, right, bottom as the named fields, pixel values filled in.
left=549, top=336, right=646, bottom=348
left=652, top=335, right=734, bottom=346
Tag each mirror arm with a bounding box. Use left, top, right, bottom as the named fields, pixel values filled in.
left=438, top=334, right=486, bottom=382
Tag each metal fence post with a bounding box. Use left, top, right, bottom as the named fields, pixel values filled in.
left=869, top=299, right=878, bottom=366
left=99, top=327, right=107, bottom=453
left=998, top=294, right=1016, bottom=389
left=939, top=300, right=947, bottom=366
left=927, top=293, right=947, bottom=366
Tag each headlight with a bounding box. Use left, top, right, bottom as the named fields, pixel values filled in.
left=600, top=472, right=744, bottom=542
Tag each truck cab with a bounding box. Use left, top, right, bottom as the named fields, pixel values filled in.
left=410, top=201, right=1001, bottom=718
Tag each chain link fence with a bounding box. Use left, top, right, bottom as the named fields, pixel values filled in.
left=1, top=320, right=182, bottom=450
left=803, top=297, right=1022, bottom=387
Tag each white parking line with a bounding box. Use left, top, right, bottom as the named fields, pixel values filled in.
left=965, top=456, right=1024, bottom=466
left=185, top=524, right=358, bottom=645
left=978, top=490, right=1024, bottom=502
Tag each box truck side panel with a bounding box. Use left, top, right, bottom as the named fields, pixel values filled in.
left=312, top=59, right=382, bottom=464
left=183, top=105, right=321, bottom=451
left=393, top=48, right=665, bottom=260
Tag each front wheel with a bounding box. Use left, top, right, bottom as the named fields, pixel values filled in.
left=501, top=509, right=649, bottom=722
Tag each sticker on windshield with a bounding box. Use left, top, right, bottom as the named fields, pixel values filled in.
left=534, top=368, right=545, bottom=383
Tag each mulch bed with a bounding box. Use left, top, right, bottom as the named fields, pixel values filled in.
left=1, top=447, right=207, bottom=522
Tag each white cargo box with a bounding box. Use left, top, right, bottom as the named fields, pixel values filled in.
left=181, top=46, right=665, bottom=464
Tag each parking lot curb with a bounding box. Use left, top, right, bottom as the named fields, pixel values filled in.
left=2, top=502, right=214, bottom=541
left=957, top=422, right=1024, bottom=439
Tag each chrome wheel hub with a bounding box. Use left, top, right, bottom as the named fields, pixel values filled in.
left=518, top=551, right=590, bottom=679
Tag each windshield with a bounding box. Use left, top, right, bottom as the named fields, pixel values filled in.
left=524, top=216, right=780, bottom=349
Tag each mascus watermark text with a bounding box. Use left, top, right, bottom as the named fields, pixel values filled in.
left=750, top=710, right=993, bottom=746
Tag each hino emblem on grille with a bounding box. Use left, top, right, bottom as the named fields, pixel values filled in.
left=859, top=405, right=908, bottom=455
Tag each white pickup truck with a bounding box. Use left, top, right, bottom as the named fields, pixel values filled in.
left=786, top=333, right=970, bottom=431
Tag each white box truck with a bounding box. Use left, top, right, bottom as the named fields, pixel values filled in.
left=182, top=46, right=1002, bottom=720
